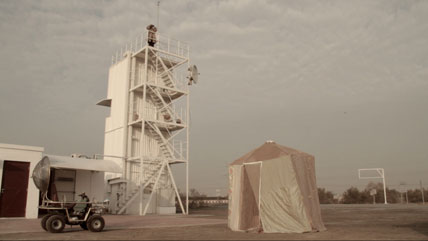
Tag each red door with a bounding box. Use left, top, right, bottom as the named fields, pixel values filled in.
left=0, top=161, right=30, bottom=217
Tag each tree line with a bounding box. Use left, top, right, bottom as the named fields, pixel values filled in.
left=318, top=182, right=427, bottom=204
left=183, top=183, right=427, bottom=204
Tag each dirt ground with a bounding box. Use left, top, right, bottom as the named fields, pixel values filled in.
left=0, top=204, right=427, bottom=240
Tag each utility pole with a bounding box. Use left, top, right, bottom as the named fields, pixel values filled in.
left=421, top=180, right=425, bottom=205
left=400, top=182, right=406, bottom=204
left=405, top=190, right=409, bottom=204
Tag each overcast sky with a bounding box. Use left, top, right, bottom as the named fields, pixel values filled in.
left=1, top=0, right=427, bottom=196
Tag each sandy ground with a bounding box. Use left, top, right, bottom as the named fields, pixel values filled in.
left=0, top=204, right=427, bottom=240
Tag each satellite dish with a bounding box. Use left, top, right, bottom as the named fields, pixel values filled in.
left=188, top=65, right=199, bottom=85
left=32, top=156, right=51, bottom=195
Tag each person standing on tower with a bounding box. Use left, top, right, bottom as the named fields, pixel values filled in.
left=147, top=24, right=157, bottom=47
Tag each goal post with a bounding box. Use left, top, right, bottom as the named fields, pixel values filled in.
left=358, top=168, right=388, bottom=204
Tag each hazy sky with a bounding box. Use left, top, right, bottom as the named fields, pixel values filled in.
left=1, top=0, right=427, bottom=196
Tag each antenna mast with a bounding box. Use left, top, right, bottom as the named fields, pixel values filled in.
left=157, top=1, right=160, bottom=28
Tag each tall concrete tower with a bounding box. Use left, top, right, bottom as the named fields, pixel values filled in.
left=97, top=28, right=194, bottom=215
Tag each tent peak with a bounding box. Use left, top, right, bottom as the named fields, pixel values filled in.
left=265, top=140, right=275, bottom=144
left=231, top=141, right=314, bottom=165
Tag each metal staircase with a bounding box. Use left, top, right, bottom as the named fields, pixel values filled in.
left=146, top=121, right=174, bottom=160
left=152, top=52, right=176, bottom=89
left=147, top=86, right=174, bottom=122
left=117, top=159, right=165, bottom=214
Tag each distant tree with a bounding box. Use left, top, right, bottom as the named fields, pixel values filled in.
left=189, top=188, right=200, bottom=197
left=365, top=182, right=384, bottom=204
left=177, top=189, right=185, bottom=199
left=342, top=187, right=362, bottom=204
left=189, top=188, right=209, bottom=199
left=360, top=189, right=371, bottom=203
left=341, top=182, right=403, bottom=204
left=365, top=181, right=383, bottom=191
left=385, top=188, right=400, bottom=203
left=364, top=182, right=400, bottom=204
left=318, top=188, right=337, bottom=204
left=341, top=186, right=372, bottom=204
left=405, top=189, right=428, bottom=203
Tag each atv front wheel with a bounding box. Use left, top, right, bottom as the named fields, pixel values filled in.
left=87, top=215, right=105, bottom=232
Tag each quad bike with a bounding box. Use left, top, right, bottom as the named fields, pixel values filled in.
left=32, top=156, right=108, bottom=233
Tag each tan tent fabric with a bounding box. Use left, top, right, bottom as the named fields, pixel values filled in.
left=243, top=164, right=261, bottom=206
left=238, top=164, right=261, bottom=231
left=260, top=156, right=311, bottom=233
left=228, top=165, right=241, bottom=231
left=229, top=141, right=326, bottom=233
left=290, top=154, right=326, bottom=231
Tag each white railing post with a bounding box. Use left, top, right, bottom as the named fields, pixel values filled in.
left=177, top=41, right=180, bottom=56
left=168, top=38, right=170, bottom=52
left=180, top=141, right=183, bottom=160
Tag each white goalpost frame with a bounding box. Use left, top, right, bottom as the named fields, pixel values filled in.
left=358, top=168, right=388, bottom=204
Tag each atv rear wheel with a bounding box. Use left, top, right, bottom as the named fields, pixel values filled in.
left=46, top=215, right=66, bottom=233
left=41, top=214, right=52, bottom=231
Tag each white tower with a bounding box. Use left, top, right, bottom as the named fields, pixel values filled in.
left=97, top=29, right=194, bottom=215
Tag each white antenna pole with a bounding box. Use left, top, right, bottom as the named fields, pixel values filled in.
left=157, top=1, right=160, bottom=28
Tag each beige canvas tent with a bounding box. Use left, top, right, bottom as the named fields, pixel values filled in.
left=228, top=141, right=326, bottom=233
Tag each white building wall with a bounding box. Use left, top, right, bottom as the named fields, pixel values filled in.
left=104, top=129, right=124, bottom=180
left=104, top=53, right=131, bottom=177
left=126, top=192, right=157, bottom=215
left=0, top=143, right=44, bottom=219
left=54, top=169, right=76, bottom=202
left=75, top=170, right=105, bottom=203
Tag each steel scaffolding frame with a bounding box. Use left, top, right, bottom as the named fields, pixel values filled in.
left=114, top=32, right=190, bottom=215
